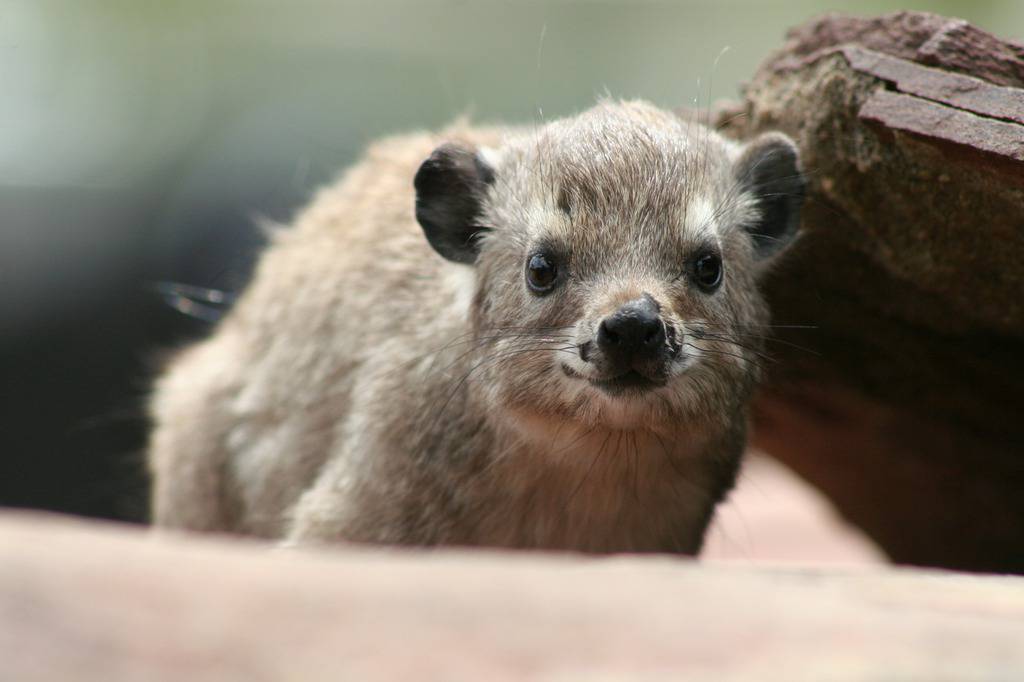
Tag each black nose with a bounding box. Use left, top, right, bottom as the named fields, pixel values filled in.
left=596, top=296, right=665, bottom=362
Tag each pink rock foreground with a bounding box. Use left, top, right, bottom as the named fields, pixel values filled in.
left=1, top=511, right=1022, bottom=680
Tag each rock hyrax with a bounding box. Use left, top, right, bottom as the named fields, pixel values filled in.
left=149, top=100, right=805, bottom=553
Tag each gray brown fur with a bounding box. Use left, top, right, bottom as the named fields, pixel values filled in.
left=148, top=100, right=803, bottom=553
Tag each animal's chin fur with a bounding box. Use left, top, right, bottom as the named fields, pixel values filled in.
left=498, top=370, right=698, bottom=442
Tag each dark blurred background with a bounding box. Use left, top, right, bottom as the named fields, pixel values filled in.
left=2, top=0, right=1020, bottom=523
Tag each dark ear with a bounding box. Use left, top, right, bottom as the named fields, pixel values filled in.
left=733, top=132, right=806, bottom=260
left=414, top=143, right=495, bottom=264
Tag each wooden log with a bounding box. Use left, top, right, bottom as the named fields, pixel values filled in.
left=716, top=11, right=1024, bottom=572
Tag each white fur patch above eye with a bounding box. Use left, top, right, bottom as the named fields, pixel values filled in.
left=477, top=146, right=503, bottom=171
left=684, top=198, right=718, bottom=240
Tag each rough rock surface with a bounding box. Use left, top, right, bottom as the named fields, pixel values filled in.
left=715, top=12, right=1024, bottom=572
left=703, top=453, right=883, bottom=565
left=2, top=511, right=1023, bottom=681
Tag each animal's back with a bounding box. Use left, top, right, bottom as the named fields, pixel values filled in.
left=148, top=126, right=502, bottom=536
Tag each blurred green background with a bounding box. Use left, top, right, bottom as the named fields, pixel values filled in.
left=1, top=1, right=1021, bottom=520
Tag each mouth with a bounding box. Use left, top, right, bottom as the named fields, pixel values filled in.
left=563, top=364, right=665, bottom=396
left=590, top=370, right=665, bottom=395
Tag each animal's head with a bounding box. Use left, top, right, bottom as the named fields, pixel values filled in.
left=414, top=100, right=804, bottom=434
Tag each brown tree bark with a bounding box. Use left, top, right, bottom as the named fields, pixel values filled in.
left=716, top=11, right=1024, bottom=572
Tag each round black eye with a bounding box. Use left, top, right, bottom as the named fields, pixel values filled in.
left=692, top=252, right=723, bottom=292
left=525, top=253, right=558, bottom=294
